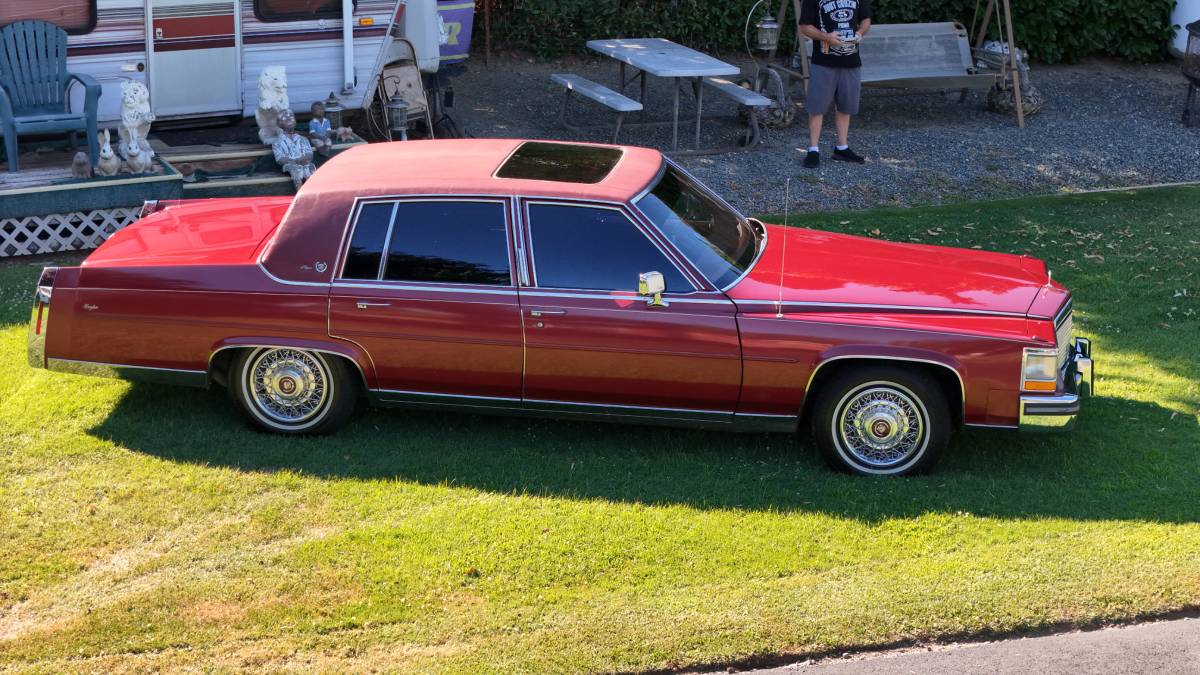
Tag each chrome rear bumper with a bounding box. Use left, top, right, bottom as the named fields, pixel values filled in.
left=1019, top=337, right=1093, bottom=431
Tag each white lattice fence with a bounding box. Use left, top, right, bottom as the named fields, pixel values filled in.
left=0, top=208, right=140, bottom=258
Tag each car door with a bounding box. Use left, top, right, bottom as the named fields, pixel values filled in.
left=328, top=197, right=524, bottom=403
left=517, top=199, right=742, bottom=420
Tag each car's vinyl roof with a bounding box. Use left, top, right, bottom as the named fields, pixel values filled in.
left=260, top=139, right=665, bottom=285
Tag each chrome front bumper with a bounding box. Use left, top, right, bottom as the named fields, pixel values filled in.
left=1019, top=337, right=1094, bottom=431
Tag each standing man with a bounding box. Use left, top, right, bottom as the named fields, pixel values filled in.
left=799, top=0, right=871, bottom=168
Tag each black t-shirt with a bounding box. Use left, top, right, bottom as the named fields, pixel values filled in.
left=799, top=0, right=872, bottom=68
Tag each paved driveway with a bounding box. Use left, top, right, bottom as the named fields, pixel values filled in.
left=735, top=617, right=1199, bottom=675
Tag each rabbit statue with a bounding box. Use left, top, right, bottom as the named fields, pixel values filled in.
left=124, top=139, right=152, bottom=175
left=71, top=152, right=92, bottom=179
left=96, top=129, right=121, bottom=176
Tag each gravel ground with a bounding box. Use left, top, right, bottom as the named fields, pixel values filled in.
left=448, top=54, right=1200, bottom=214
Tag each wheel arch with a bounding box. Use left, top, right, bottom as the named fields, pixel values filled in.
left=207, top=338, right=373, bottom=393
left=801, top=352, right=965, bottom=426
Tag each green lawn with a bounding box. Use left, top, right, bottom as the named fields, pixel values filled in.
left=1, top=186, right=1198, bottom=672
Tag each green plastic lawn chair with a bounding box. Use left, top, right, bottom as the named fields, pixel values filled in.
left=0, top=20, right=101, bottom=173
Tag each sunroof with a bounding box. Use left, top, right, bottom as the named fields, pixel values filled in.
left=495, top=142, right=623, bottom=184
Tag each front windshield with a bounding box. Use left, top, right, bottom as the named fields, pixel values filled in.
left=635, top=164, right=761, bottom=290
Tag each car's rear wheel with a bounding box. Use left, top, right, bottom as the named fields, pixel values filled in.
left=230, top=347, right=355, bottom=434
left=811, top=365, right=950, bottom=476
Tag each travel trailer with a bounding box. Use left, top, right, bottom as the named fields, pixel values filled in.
left=5, top=0, right=447, bottom=124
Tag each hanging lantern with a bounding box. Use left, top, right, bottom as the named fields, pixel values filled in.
left=386, top=93, right=410, bottom=141
left=755, top=10, right=780, bottom=52
left=323, top=92, right=344, bottom=129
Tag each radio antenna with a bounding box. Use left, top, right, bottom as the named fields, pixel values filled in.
left=776, top=177, right=790, bottom=318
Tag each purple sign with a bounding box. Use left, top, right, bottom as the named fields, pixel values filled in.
left=438, top=1, right=475, bottom=63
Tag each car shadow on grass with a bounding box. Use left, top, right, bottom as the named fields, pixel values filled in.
left=89, top=381, right=1200, bottom=524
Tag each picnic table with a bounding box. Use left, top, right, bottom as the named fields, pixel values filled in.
left=585, top=38, right=740, bottom=151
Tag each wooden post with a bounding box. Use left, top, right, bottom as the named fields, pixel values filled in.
left=482, top=0, right=492, bottom=68
left=767, top=0, right=789, bottom=62
left=973, top=0, right=995, bottom=51
left=792, top=0, right=810, bottom=95
left=1002, top=0, right=1024, bottom=128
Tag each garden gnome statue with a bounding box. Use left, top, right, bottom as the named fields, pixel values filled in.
left=308, top=100, right=334, bottom=157
left=272, top=109, right=316, bottom=189
left=256, top=66, right=290, bottom=145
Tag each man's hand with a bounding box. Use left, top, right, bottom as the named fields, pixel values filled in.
left=825, top=32, right=844, bottom=47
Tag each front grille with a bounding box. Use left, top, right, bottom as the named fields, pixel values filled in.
left=1055, top=302, right=1073, bottom=369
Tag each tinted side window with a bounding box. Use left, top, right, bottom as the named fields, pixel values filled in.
left=384, top=201, right=511, bottom=285
left=528, top=204, right=691, bottom=292
left=341, top=202, right=393, bottom=280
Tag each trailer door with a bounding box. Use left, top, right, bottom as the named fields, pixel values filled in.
left=146, top=0, right=242, bottom=117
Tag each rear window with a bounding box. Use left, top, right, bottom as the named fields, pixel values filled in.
left=495, top=142, right=623, bottom=184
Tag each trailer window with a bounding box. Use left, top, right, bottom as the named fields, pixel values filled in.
left=2, top=0, right=97, bottom=35
left=254, top=0, right=354, bottom=22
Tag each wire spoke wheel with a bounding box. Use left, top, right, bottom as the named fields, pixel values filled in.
left=833, top=383, right=929, bottom=470
left=244, top=348, right=331, bottom=427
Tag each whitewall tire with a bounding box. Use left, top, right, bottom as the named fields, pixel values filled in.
left=811, top=365, right=951, bottom=476
left=230, top=347, right=356, bottom=435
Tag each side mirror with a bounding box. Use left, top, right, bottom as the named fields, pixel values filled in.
left=638, top=271, right=667, bottom=308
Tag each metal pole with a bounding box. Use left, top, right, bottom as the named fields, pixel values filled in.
left=672, top=79, right=680, bottom=151
left=694, top=77, right=703, bottom=150
left=1002, top=0, right=1025, bottom=128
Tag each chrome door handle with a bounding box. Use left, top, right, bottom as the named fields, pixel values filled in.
left=528, top=309, right=566, bottom=317
left=356, top=301, right=391, bottom=309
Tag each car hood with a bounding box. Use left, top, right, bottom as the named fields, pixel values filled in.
left=726, top=224, right=1050, bottom=316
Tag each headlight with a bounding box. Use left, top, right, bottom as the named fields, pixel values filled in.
left=1022, top=348, right=1059, bottom=391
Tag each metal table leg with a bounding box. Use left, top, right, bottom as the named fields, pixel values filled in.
left=672, top=79, right=680, bottom=151
left=619, top=61, right=626, bottom=93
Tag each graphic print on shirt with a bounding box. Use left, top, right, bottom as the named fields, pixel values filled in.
left=822, top=0, right=860, bottom=56
left=800, top=0, right=872, bottom=68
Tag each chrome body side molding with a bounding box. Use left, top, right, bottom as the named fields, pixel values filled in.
left=45, top=358, right=209, bottom=388
left=367, top=389, right=798, bottom=432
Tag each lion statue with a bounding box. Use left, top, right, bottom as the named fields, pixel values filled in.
left=256, top=66, right=290, bottom=145
left=117, top=80, right=155, bottom=160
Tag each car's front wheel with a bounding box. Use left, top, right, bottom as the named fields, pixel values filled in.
left=811, top=365, right=951, bottom=476
left=230, top=347, right=356, bottom=434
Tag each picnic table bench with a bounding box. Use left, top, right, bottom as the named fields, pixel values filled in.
left=551, top=38, right=770, bottom=153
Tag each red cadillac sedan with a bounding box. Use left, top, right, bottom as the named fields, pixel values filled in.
left=27, top=139, right=1092, bottom=475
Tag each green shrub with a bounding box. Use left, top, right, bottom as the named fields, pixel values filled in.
left=484, top=0, right=1176, bottom=63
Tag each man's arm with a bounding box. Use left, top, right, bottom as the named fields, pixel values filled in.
left=799, top=23, right=843, bottom=48
left=857, top=18, right=871, bottom=39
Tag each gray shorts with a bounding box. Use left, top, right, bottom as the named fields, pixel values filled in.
left=807, top=64, right=862, bottom=115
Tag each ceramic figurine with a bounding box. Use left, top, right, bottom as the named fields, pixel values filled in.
left=96, top=129, right=121, bottom=176
left=118, top=80, right=155, bottom=160
left=308, top=100, right=333, bottom=156
left=71, top=151, right=92, bottom=178
left=256, top=66, right=290, bottom=145
left=335, top=126, right=355, bottom=142
left=272, top=109, right=315, bottom=189
left=124, top=138, right=152, bottom=174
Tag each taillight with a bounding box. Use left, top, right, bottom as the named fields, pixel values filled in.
left=32, top=266, right=57, bottom=336
left=139, top=199, right=185, bottom=218
left=35, top=266, right=57, bottom=304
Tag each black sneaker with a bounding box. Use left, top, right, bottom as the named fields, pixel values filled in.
left=833, top=147, right=866, bottom=163
left=803, top=150, right=820, bottom=169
